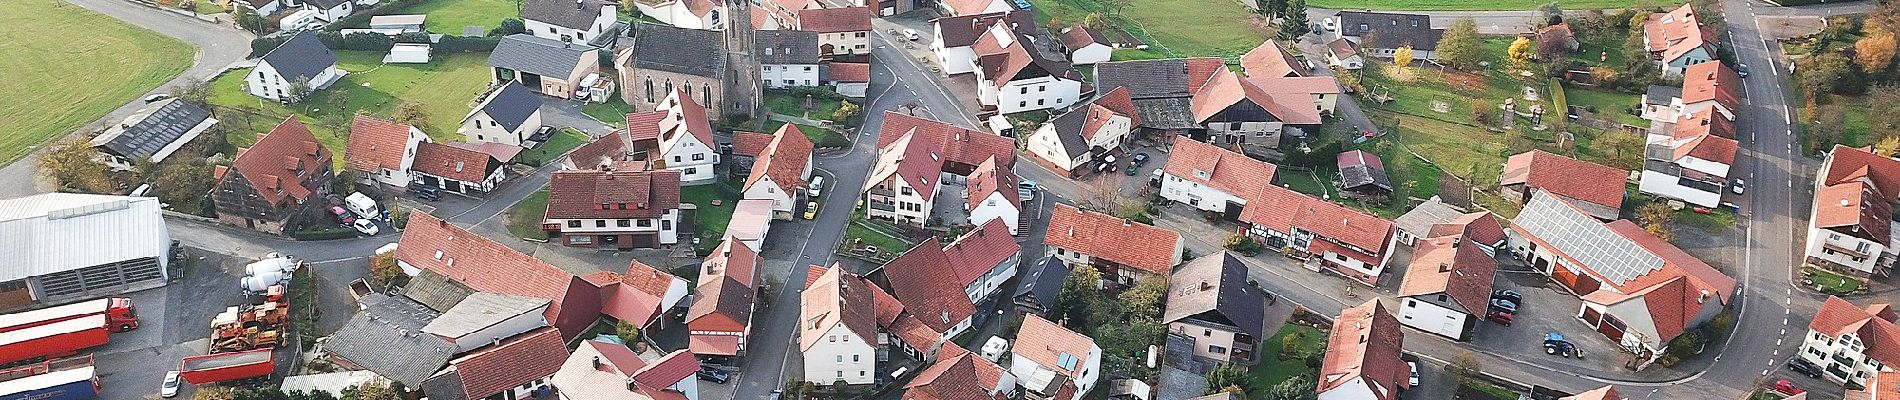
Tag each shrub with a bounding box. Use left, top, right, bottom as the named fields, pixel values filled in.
left=492, top=18, right=526, bottom=36
left=435, top=35, right=501, bottom=53
left=291, top=226, right=359, bottom=241
left=1224, top=234, right=1263, bottom=256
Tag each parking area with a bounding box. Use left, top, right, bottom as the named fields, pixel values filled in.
left=90, top=249, right=266, bottom=399
left=1461, top=267, right=1634, bottom=374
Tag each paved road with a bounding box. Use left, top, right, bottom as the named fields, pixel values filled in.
left=1311, top=0, right=1874, bottom=36
left=0, top=0, right=252, bottom=199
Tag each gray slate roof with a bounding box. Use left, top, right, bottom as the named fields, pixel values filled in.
left=324, top=294, right=455, bottom=387
left=1013, top=256, right=1069, bottom=314
left=89, top=98, right=215, bottom=161
left=757, top=30, right=821, bottom=65
left=1094, top=59, right=1198, bottom=99
left=489, top=34, right=594, bottom=79
left=1644, top=85, right=1682, bottom=105
left=1045, top=106, right=1092, bottom=158
left=1393, top=196, right=1462, bottom=239
left=405, top=269, right=476, bottom=312
left=522, top=0, right=606, bottom=30
left=305, top=0, right=348, bottom=9
left=1131, top=98, right=1198, bottom=130
left=1334, top=11, right=1444, bottom=50
left=476, top=83, right=543, bottom=132
left=628, top=23, right=725, bottom=78
left=1163, top=252, right=1268, bottom=337
left=420, top=293, right=549, bottom=339
left=261, top=31, right=338, bottom=83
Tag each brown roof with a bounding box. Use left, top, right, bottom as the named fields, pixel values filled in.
left=799, top=265, right=880, bottom=350
left=1060, top=26, right=1107, bottom=50
left=344, top=115, right=414, bottom=174
left=941, top=219, right=1019, bottom=282
left=412, top=142, right=498, bottom=183
left=545, top=169, right=683, bottom=220
left=1240, top=40, right=1305, bottom=78
left=1397, top=235, right=1496, bottom=314
left=1816, top=168, right=1894, bottom=245
left=448, top=327, right=568, bottom=399
left=1044, top=203, right=1182, bottom=274
left=826, top=61, right=870, bottom=83
left=1428, top=211, right=1507, bottom=247
left=1093, top=86, right=1141, bottom=127
left=1673, top=130, right=1738, bottom=165
left=1672, top=108, right=1734, bottom=140
left=1164, top=139, right=1277, bottom=199
left=731, top=131, right=773, bottom=158
left=659, top=88, right=715, bottom=149
left=971, top=24, right=1077, bottom=86
left=565, top=131, right=633, bottom=169
left=686, top=276, right=754, bottom=335
left=1238, top=184, right=1395, bottom=254
left=1559, top=386, right=1625, bottom=400
left=625, top=111, right=668, bottom=143
left=618, top=260, right=678, bottom=300
left=1013, top=315, right=1095, bottom=376
left=1317, top=300, right=1407, bottom=399
left=876, top=111, right=1017, bottom=169
left=1190, top=68, right=1322, bottom=125
left=230, top=117, right=332, bottom=204
left=395, top=213, right=592, bottom=339
left=940, top=0, right=1003, bottom=16
left=882, top=238, right=978, bottom=333
left=1850, top=371, right=1900, bottom=400
left=1568, top=220, right=1735, bottom=343
left=744, top=124, right=816, bottom=194
left=702, top=237, right=759, bottom=287
left=1682, top=61, right=1741, bottom=113
left=1810, top=296, right=1900, bottom=368
left=797, top=6, right=871, bottom=33
left=965, top=158, right=1020, bottom=211
left=902, top=344, right=1009, bottom=400
left=931, top=11, right=1031, bottom=48
left=1645, top=4, right=1716, bottom=63
left=1500, top=150, right=1626, bottom=211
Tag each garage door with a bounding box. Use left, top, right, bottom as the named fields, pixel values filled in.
left=35, top=257, right=165, bottom=298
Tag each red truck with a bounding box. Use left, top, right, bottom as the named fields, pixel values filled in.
left=0, top=316, right=113, bottom=366
left=0, top=356, right=97, bottom=400
left=178, top=349, right=274, bottom=385
left=0, top=298, right=138, bottom=334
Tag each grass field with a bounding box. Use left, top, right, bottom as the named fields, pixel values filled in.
left=0, top=0, right=192, bottom=166
left=405, top=0, right=520, bottom=35
left=682, top=184, right=740, bottom=254
left=582, top=97, right=636, bottom=128
left=1307, top=0, right=1634, bottom=10
left=506, top=189, right=551, bottom=240
left=1563, top=85, right=1645, bottom=126
left=208, top=51, right=493, bottom=168
left=1032, top=0, right=1268, bottom=58
left=1246, top=323, right=1327, bottom=393
left=516, top=128, right=590, bottom=166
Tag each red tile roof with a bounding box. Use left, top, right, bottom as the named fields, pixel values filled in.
left=902, top=344, right=1009, bottom=400
left=940, top=0, right=1002, bottom=16
left=1672, top=108, right=1734, bottom=140
left=1500, top=150, right=1626, bottom=211
left=1429, top=211, right=1507, bottom=247
left=448, top=327, right=568, bottom=399
left=1060, top=26, right=1107, bottom=50
left=731, top=131, right=774, bottom=158
left=686, top=276, right=754, bottom=335
left=412, top=142, right=498, bottom=183
left=632, top=348, right=700, bottom=388
left=702, top=237, right=759, bottom=287
left=941, top=219, right=1020, bottom=283
left=866, top=132, right=946, bottom=199
left=972, top=24, right=1077, bottom=86
left=545, top=169, right=683, bottom=220
left=1014, top=315, right=1094, bottom=376
left=888, top=313, right=944, bottom=352
left=1850, top=372, right=1900, bottom=400
left=882, top=238, right=977, bottom=333
left=1811, top=296, right=1900, bottom=368
left=1559, top=386, right=1625, bottom=400
left=1093, top=86, right=1141, bottom=127
left=1397, top=235, right=1497, bottom=314
left=1682, top=61, right=1741, bottom=112
left=396, top=213, right=594, bottom=339
left=1337, top=149, right=1384, bottom=170
left=1190, top=69, right=1325, bottom=125
left=1563, top=219, right=1734, bottom=343
left=1239, top=184, right=1394, bottom=254
left=566, top=131, right=632, bottom=170
left=964, top=157, right=1020, bottom=212
left=689, top=334, right=742, bottom=356
left=659, top=89, right=714, bottom=149
left=618, top=260, right=678, bottom=300
left=744, top=124, right=815, bottom=194
left=797, top=6, right=871, bottom=33
left=876, top=112, right=1017, bottom=171
left=344, top=115, right=414, bottom=174
left=1163, top=139, right=1278, bottom=201
left=1318, top=300, right=1407, bottom=399
left=230, top=117, right=332, bottom=204
left=1241, top=40, right=1305, bottom=78
left=1045, top=203, right=1183, bottom=274
left=626, top=111, right=668, bottom=143
left=1673, top=131, right=1737, bottom=165
left=826, top=61, right=871, bottom=83
left=1645, top=4, right=1716, bottom=64
left=871, top=281, right=905, bottom=327
left=799, top=265, right=880, bottom=350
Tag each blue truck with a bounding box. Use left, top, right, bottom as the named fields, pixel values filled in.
left=0, top=362, right=97, bottom=400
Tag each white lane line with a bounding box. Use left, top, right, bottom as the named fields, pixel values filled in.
left=1785, top=106, right=1793, bottom=124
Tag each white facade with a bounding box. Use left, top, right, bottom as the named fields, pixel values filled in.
left=980, top=75, right=1083, bottom=115
left=932, top=23, right=979, bottom=75
left=865, top=174, right=936, bottom=227
left=524, top=5, right=619, bottom=46
left=1026, top=112, right=1131, bottom=174
left=245, top=60, right=345, bottom=102
left=937, top=0, right=1011, bottom=16
left=761, top=63, right=823, bottom=88
left=1397, top=296, right=1472, bottom=341
left=1801, top=328, right=1892, bottom=386
left=818, top=31, right=870, bottom=56
left=460, top=109, right=545, bottom=146
left=1317, top=377, right=1386, bottom=400
left=306, top=1, right=353, bottom=21
left=248, top=0, right=284, bottom=16
left=412, top=164, right=508, bottom=194
left=1328, top=51, right=1364, bottom=70
left=636, top=1, right=717, bottom=30
left=1008, top=343, right=1103, bottom=397
left=361, top=126, right=429, bottom=188
left=1069, top=42, right=1111, bottom=65
left=548, top=210, right=683, bottom=246
left=967, top=192, right=1019, bottom=235
left=1637, top=155, right=1728, bottom=208
left=431, top=305, right=550, bottom=353
left=802, top=325, right=877, bottom=385
left=1160, top=172, right=1247, bottom=213
left=1807, top=226, right=1891, bottom=276
left=659, top=129, right=719, bottom=185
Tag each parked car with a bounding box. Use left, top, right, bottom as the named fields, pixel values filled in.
left=1017, top=180, right=1037, bottom=201
left=1406, top=361, right=1420, bottom=387
left=804, top=201, right=820, bottom=220
left=1491, top=289, right=1522, bottom=304
left=161, top=371, right=181, bottom=398
left=143, top=94, right=173, bottom=104
left=1125, top=161, right=1140, bottom=176
left=1787, top=358, right=1823, bottom=379
left=808, top=176, right=826, bottom=197
left=1485, top=310, right=1514, bottom=326
left=330, top=206, right=356, bottom=224
left=1736, top=63, right=1750, bottom=78
left=352, top=219, right=380, bottom=236
left=697, top=367, right=732, bottom=384
left=410, top=185, right=442, bottom=201
left=902, top=29, right=920, bottom=41
left=1489, top=298, right=1518, bottom=314
left=1772, top=379, right=1804, bottom=395
left=1731, top=178, right=1745, bottom=195
left=1131, top=153, right=1150, bottom=168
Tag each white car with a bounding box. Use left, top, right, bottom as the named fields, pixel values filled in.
left=1731, top=178, right=1745, bottom=195
left=1407, top=361, right=1420, bottom=387
left=808, top=175, right=826, bottom=197
left=161, top=370, right=181, bottom=398
left=902, top=29, right=920, bottom=41
left=352, top=219, right=380, bottom=236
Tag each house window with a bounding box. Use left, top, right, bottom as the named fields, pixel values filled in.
left=853, top=354, right=860, bottom=362
left=1019, top=101, right=1027, bottom=108
left=617, top=220, right=631, bottom=227
left=804, top=66, right=813, bottom=71
left=638, top=219, right=652, bottom=227
left=549, top=27, right=557, bottom=33
left=1039, top=85, right=1046, bottom=92
left=836, top=355, right=843, bottom=363
left=1020, top=87, right=1028, bottom=94
left=662, top=220, right=673, bottom=230
left=693, top=153, right=706, bottom=161
left=686, top=167, right=698, bottom=175
left=1037, top=99, right=1045, bottom=106
left=1407, top=299, right=1417, bottom=307
left=836, top=371, right=843, bottom=378
left=830, top=335, right=837, bottom=342
left=644, top=78, right=655, bottom=102
left=567, top=220, right=581, bottom=228
left=900, top=187, right=913, bottom=195
left=703, top=84, right=712, bottom=105
left=596, top=220, right=607, bottom=227
left=1208, top=345, right=1227, bottom=354
left=674, top=156, right=682, bottom=163
left=1203, top=329, right=1212, bottom=337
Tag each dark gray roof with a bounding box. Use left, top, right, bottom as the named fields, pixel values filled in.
left=420, top=371, right=470, bottom=400
left=757, top=30, right=821, bottom=65
left=324, top=294, right=455, bottom=387
left=1644, top=85, right=1682, bottom=105
left=1045, top=106, right=1091, bottom=157
left=1094, top=59, right=1199, bottom=99
left=1334, top=11, right=1443, bottom=50
left=476, top=83, right=543, bottom=132
left=89, top=98, right=215, bottom=160
left=489, top=34, right=595, bottom=78
left=1013, top=256, right=1069, bottom=313
left=522, top=0, right=607, bottom=30
left=305, top=0, right=348, bottom=9
left=629, top=23, right=725, bottom=78
left=405, top=269, right=476, bottom=312
left=1340, top=165, right=1393, bottom=192
left=1163, top=253, right=1268, bottom=337
left=261, top=31, right=338, bottom=83
left=1131, top=98, right=1198, bottom=129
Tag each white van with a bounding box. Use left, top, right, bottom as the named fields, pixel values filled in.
left=344, top=192, right=381, bottom=220
left=807, top=176, right=825, bottom=197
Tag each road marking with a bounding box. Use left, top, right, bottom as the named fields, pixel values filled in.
left=1784, top=106, right=1793, bottom=124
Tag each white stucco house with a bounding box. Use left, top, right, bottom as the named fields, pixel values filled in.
left=1807, top=145, right=1900, bottom=278
left=758, top=30, right=822, bottom=89
left=89, top=98, right=218, bottom=171
left=1159, top=139, right=1276, bottom=215
left=740, top=125, right=815, bottom=219
left=246, top=31, right=345, bottom=102
left=652, top=89, right=720, bottom=184
left=1027, top=87, right=1136, bottom=177
left=1637, top=111, right=1735, bottom=208
left=964, top=159, right=1021, bottom=235
left=1060, top=27, right=1112, bottom=65
left=303, top=0, right=354, bottom=22
left=970, top=23, right=1082, bottom=115
left=459, top=82, right=546, bottom=147
left=1011, top=315, right=1102, bottom=398
left=521, top=0, right=620, bottom=47
left=800, top=265, right=880, bottom=386
left=1800, top=296, right=1900, bottom=387
left=343, top=115, right=429, bottom=188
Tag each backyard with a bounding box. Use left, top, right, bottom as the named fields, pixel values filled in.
left=683, top=184, right=741, bottom=255
left=0, top=0, right=193, bottom=166
left=1030, top=0, right=1268, bottom=59
left=1243, top=323, right=1327, bottom=393
left=402, top=0, right=521, bottom=35
left=506, top=189, right=552, bottom=241
left=515, top=128, right=591, bottom=167
left=207, top=51, right=494, bottom=168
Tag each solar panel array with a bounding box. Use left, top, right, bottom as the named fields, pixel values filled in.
left=1513, top=192, right=1663, bottom=285
left=102, top=99, right=212, bottom=159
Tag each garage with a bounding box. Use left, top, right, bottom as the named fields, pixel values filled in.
left=1, top=193, right=172, bottom=308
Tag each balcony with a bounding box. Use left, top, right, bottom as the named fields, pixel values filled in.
left=868, top=201, right=895, bottom=212
left=868, top=187, right=895, bottom=197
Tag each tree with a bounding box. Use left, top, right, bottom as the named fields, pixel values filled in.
left=1594, top=129, right=1645, bottom=169
left=835, top=100, right=862, bottom=120
left=1280, top=329, right=1304, bottom=358
left=237, top=7, right=268, bottom=34
left=1507, top=36, right=1534, bottom=69
left=1878, top=136, right=1900, bottom=157
left=391, top=103, right=428, bottom=126
left=1446, top=351, right=1482, bottom=386
left=493, top=18, right=527, bottom=36
left=1205, top=364, right=1249, bottom=395
left=1802, top=52, right=1857, bottom=96
left=1636, top=201, right=1674, bottom=227
left=40, top=138, right=116, bottom=194
left=1099, top=0, right=1131, bottom=16
left=1538, top=2, right=1564, bottom=26
left=1262, top=375, right=1318, bottom=400
left=368, top=252, right=402, bottom=287
left=1052, top=265, right=1103, bottom=327
left=1860, top=31, right=1900, bottom=72
left=616, top=320, right=643, bottom=342
left=152, top=161, right=213, bottom=210
left=1277, top=0, right=1310, bottom=39
left=1436, top=18, right=1484, bottom=70
left=1118, top=277, right=1168, bottom=316
left=1082, top=12, right=1109, bottom=29
left=1808, top=105, right=1848, bottom=154
left=1263, top=0, right=1288, bottom=17
left=285, top=77, right=312, bottom=103
left=1392, top=46, right=1414, bottom=68
left=174, top=79, right=214, bottom=105
left=341, top=381, right=400, bottom=400
left=1870, top=85, right=1900, bottom=131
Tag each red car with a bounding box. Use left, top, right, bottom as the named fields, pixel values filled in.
left=1773, top=379, right=1804, bottom=396
left=330, top=206, right=356, bottom=224
left=1486, top=311, right=1513, bottom=326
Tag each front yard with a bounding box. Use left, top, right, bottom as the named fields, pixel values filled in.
left=506, top=189, right=552, bottom=241
left=1242, top=323, right=1327, bottom=393
left=1031, top=0, right=1268, bottom=59
left=401, top=0, right=521, bottom=35
left=515, top=128, right=591, bottom=167
left=0, top=0, right=192, bottom=165
left=682, top=184, right=741, bottom=255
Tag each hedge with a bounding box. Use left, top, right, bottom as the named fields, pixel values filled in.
left=291, top=226, right=360, bottom=241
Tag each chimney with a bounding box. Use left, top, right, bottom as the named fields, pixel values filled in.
left=592, top=356, right=602, bottom=370
left=493, top=337, right=503, bottom=348
left=577, top=0, right=585, bottom=10
left=1067, top=227, right=1074, bottom=237
left=1122, top=219, right=1133, bottom=227
left=1698, top=290, right=1711, bottom=304
left=1438, top=263, right=1451, bottom=273
left=1198, top=280, right=1211, bottom=291
left=626, top=379, right=638, bottom=392
left=1843, top=198, right=1851, bottom=207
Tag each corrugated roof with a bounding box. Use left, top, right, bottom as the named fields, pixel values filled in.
left=0, top=193, right=170, bottom=283
left=420, top=292, right=549, bottom=339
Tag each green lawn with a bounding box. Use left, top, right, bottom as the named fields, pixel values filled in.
left=516, top=128, right=590, bottom=166
left=208, top=51, right=494, bottom=168
left=764, top=90, right=845, bottom=121
left=1032, top=0, right=1268, bottom=58
left=682, top=184, right=740, bottom=255
left=506, top=189, right=551, bottom=241
left=845, top=216, right=914, bottom=255
left=1564, top=85, right=1646, bottom=127
left=0, top=0, right=192, bottom=166
left=582, top=97, right=636, bottom=128
left=403, top=0, right=520, bottom=35
left=1245, top=324, right=1327, bottom=393
left=1802, top=266, right=1867, bottom=296
left=1308, top=0, right=1635, bottom=10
